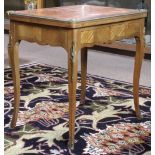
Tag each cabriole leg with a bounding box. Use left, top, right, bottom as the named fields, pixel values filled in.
left=80, top=47, right=88, bottom=104
left=67, top=43, right=79, bottom=149
left=133, top=24, right=145, bottom=119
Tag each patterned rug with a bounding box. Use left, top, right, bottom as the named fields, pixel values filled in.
left=4, top=63, right=151, bottom=155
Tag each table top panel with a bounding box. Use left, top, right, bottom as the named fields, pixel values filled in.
left=10, top=5, right=146, bottom=22
left=9, top=5, right=147, bottom=28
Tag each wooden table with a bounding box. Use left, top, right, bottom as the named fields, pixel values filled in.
left=8, top=5, right=147, bottom=149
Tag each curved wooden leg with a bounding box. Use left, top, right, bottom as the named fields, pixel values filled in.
left=8, top=35, right=12, bottom=67
left=10, top=41, right=20, bottom=128
left=68, top=43, right=79, bottom=149
left=133, top=31, right=144, bottom=119
left=80, top=47, right=88, bottom=104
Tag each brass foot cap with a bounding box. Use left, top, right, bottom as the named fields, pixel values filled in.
left=68, top=142, right=74, bottom=150
left=10, top=122, right=16, bottom=129
left=137, top=114, right=143, bottom=120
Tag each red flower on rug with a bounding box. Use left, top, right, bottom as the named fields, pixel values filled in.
left=82, top=121, right=151, bottom=155
left=17, top=101, right=69, bottom=125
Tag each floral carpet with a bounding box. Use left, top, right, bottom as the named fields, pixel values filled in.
left=4, top=63, right=151, bottom=155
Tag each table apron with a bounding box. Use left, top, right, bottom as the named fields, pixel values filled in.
left=11, top=18, right=144, bottom=50
left=13, top=22, right=69, bottom=50
left=80, top=19, right=143, bottom=48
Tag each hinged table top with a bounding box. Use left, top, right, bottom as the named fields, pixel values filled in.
left=9, top=5, right=147, bottom=28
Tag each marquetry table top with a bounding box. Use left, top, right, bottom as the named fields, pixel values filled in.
left=9, top=5, right=147, bottom=28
